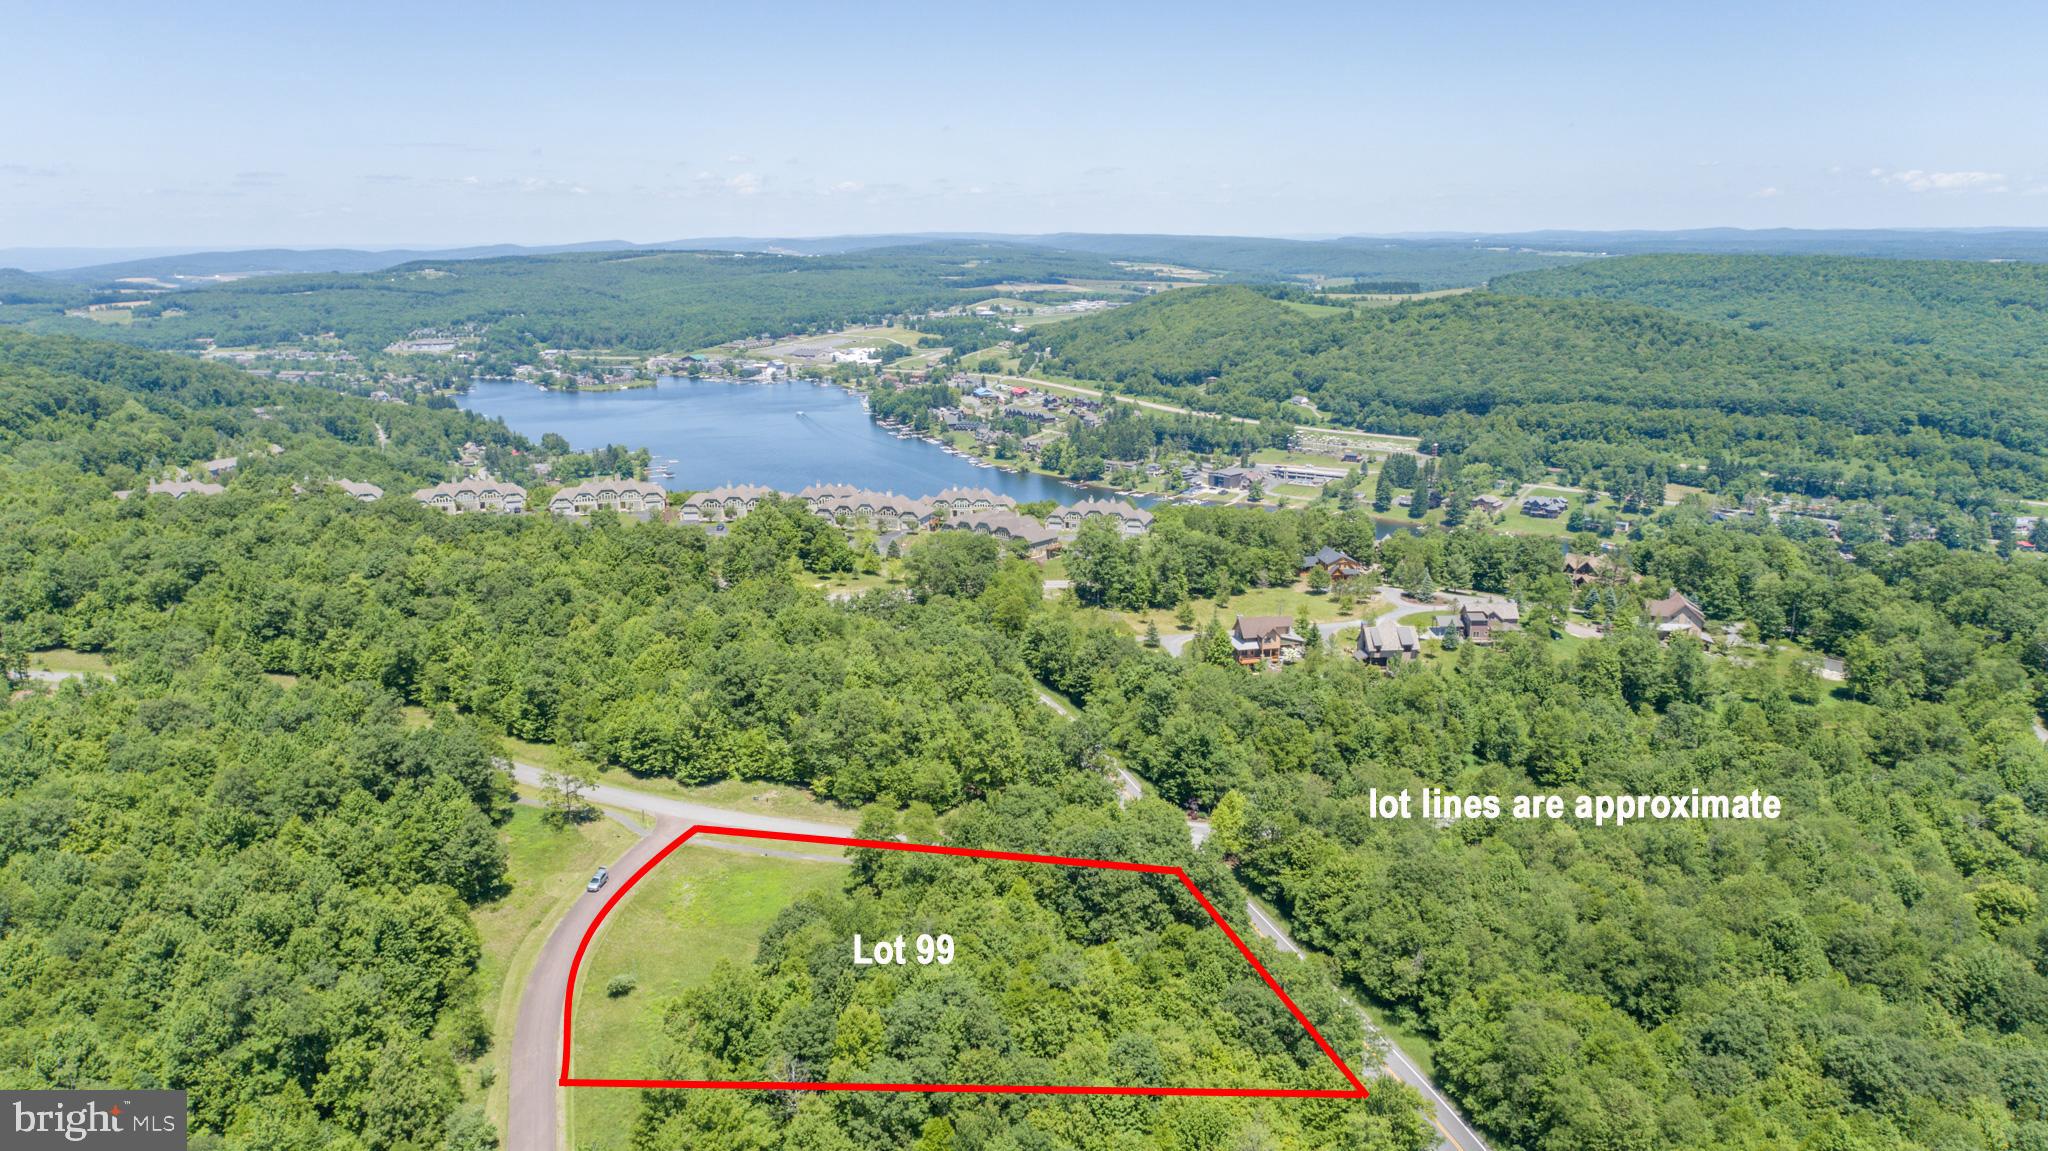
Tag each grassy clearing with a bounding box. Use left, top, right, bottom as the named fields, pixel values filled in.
left=1107, top=583, right=1384, bottom=639
left=475, top=806, right=635, bottom=1131
left=1356, top=991, right=1440, bottom=1080
left=810, top=569, right=907, bottom=597
left=567, top=842, right=848, bottom=1149
left=1277, top=299, right=1351, bottom=317
left=28, top=648, right=115, bottom=674
left=1250, top=447, right=1355, bottom=470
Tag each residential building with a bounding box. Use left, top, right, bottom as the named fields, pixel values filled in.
left=546, top=478, right=669, bottom=519
left=412, top=476, right=526, bottom=514
left=1471, top=494, right=1507, bottom=515
left=677, top=484, right=778, bottom=523
left=1521, top=495, right=1569, bottom=518
left=1299, top=546, right=1370, bottom=582
left=1645, top=591, right=1708, bottom=639
left=1231, top=615, right=1305, bottom=666
left=147, top=480, right=226, bottom=498
left=930, top=487, right=1017, bottom=513
left=332, top=480, right=384, bottom=501
left=1563, top=553, right=1611, bottom=585
left=1045, top=498, right=1153, bottom=537
left=1357, top=620, right=1420, bottom=665
left=202, top=456, right=239, bottom=477
left=938, top=508, right=1061, bottom=556
left=1460, top=602, right=1521, bottom=643
left=801, top=486, right=938, bottom=531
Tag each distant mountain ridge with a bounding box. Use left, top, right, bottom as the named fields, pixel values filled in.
left=15, top=227, right=2048, bottom=288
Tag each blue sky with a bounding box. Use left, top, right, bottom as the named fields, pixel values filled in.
left=4, top=0, right=2045, bottom=247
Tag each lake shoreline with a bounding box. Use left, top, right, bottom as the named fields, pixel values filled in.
left=457, top=375, right=1159, bottom=507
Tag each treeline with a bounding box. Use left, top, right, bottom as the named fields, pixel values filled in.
left=1497, top=253, right=2048, bottom=364
left=0, top=661, right=511, bottom=1149
left=633, top=793, right=1431, bottom=1151
left=1018, top=511, right=2048, bottom=1150
left=14, top=244, right=1152, bottom=357
left=1029, top=286, right=2048, bottom=524
left=0, top=328, right=641, bottom=494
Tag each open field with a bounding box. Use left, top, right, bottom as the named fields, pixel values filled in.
left=750, top=325, right=930, bottom=360
left=566, top=842, right=848, bottom=1149
left=1250, top=446, right=1356, bottom=470
left=27, top=648, right=115, bottom=674
left=1321, top=286, right=1475, bottom=306
left=1105, top=583, right=1384, bottom=639
left=1487, top=483, right=1624, bottom=537
left=1277, top=299, right=1352, bottom=317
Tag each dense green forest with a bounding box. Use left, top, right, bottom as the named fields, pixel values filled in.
left=1497, top=254, right=2048, bottom=364
left=4, top=330, right=2046, bottom=1150
left=9, top=243, right=1154, bottom=358
left=1030, top=286, right=2048, bottom=521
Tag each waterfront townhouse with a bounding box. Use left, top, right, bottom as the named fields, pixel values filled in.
left=412, top=476, right=527, bottom=514
left=546, top=478, right=669, bottom=519
left=1045, top=498, right=1154, bottom=538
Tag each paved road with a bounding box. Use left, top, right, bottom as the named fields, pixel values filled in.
left=503, top=767, right=852, bottom=1151
left=507, top=762, right=855, bottom=840
left=1242, top=899, right=1491, bottom=1151
left=1112, top=766, right=1142, bottom=806
left=15, top=668, right=104, bottom=684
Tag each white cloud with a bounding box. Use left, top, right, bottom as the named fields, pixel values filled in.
left=1873, top=168, right=2007, bottom=193
left=440, top=175, right=590, bottom=197
left=726, top=173, right=762, bottom=196
left=1755, top=186, right=1782, bottom=198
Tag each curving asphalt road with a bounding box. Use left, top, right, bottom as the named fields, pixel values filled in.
left=1242, top=900, right=1491, bottom=1151
left=503, top=765, right=851, bottom=1151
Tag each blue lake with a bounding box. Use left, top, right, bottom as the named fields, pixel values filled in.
left=458, top=377, right=1151, bottom=505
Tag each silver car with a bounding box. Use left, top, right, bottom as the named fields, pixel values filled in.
left=586, top=866, right=609, bottom=893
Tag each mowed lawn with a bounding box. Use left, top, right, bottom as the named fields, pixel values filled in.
left=568, top=842, right=849, bottom=1149
left=28, top=647, right=115, bottom=674
left=474, top=806, right=635, bottom=1131
left=1108, top=582, right=1383, bottom=639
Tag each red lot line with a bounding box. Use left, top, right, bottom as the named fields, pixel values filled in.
left=560, top=824, right=1369, bottom=1099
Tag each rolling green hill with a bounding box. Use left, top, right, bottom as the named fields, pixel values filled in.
left=13, top=243, right=1158, bottom=357
left=1496, top=253, right=2048, bottom=364
left=1029, top=285, right=2048, bottom=510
